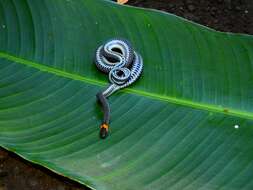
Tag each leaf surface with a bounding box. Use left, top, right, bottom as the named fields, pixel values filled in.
left=0, top=0, right=253, bottom=189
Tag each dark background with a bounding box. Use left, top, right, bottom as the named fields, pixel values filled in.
left=1, top=0, right=252, bottom=189
left=128, top=0, right=253, bottom=34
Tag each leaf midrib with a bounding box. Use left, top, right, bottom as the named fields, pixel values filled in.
left=0, top=51, right=252, bottom=120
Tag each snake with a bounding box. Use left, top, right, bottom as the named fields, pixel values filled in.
left=94, top=38, right=144, bottom=139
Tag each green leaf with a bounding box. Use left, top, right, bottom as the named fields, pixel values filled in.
left=1, top=0, right=253, bottom=189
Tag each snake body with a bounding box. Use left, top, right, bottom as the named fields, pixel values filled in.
left=95, top=39, right=144, bottom=139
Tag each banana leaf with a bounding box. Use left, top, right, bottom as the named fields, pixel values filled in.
left=0, top=0, right=253, bottom=189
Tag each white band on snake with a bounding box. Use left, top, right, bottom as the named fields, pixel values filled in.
left=94, top=38, right=144, bottom=139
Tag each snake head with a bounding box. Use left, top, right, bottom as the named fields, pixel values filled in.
left=100, top=124, right=109, bottom=139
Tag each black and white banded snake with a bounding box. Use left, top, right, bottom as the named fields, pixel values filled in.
left=94, top=39, right=144, bottom=139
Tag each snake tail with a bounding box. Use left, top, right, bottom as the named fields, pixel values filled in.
left=96, top=91, right=110, bottom=139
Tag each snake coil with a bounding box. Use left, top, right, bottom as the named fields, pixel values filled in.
left=95, top=39, right=143, bottom=139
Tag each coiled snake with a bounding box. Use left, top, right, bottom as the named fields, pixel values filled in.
left=95, top=39, right=144, bottom=139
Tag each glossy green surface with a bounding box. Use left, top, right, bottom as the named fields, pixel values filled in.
left=0, top=0, right=253, bottom=189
